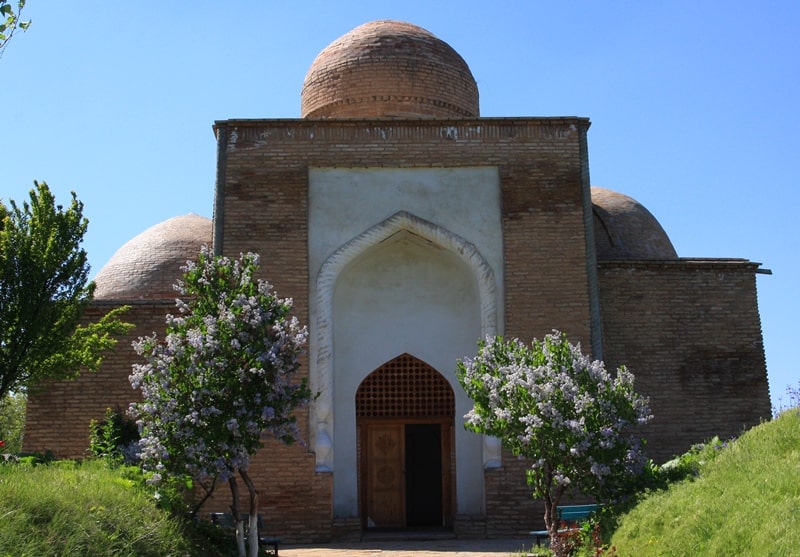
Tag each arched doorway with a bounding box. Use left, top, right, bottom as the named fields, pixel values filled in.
left=356, top=354, right=455, bottom=530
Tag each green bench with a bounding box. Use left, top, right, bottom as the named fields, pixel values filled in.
left=210, top=512, right=280, bottom=556
left=530, top=504, right=602, bottom=546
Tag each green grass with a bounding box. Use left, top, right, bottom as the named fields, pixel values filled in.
left=0, top=459, right=227, bottom=557
left=5, top=413, right=799, bottom=556
left=611, top=409, right=800, bottom=556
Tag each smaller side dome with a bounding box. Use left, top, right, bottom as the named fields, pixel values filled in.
left=592, top=187, right=677, bottom=261
left=93, top=214, right=212, bottom=300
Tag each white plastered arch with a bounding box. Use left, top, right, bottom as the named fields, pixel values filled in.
left=310, top=210, right=501, bottom=473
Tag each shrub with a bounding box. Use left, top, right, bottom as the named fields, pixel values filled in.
left=457, top=331, right=651, bottom=554
left=657, top=435, right=733, bottom=485
left=89, top=407, right=141, bottom=464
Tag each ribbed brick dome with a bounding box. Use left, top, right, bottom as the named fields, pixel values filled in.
left=301, top=20, right=479, bottom=119
left=93, top=214, right=212, bottom=300
left=592, top=187, right=677, bottom=260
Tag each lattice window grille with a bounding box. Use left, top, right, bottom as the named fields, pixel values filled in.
left=356, top=353, right=455, bottom=418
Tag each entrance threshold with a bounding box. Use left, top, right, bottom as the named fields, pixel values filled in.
left=362, top=527, right=455, bottom=542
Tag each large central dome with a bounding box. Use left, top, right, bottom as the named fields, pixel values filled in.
left=301, top=20, right=479, bottom=119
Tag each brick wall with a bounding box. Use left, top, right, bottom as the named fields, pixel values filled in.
left=598, top=259, right=771, bottom=463
left=481, top=259, right=771, bottom=535
left=484, top=449, right=545, bottom=536
left=24, top=301, right=170, bottom=458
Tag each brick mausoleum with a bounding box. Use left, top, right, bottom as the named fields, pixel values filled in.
left=24, top=20, right=771, bottom=541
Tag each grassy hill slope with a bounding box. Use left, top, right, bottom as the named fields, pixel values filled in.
left=611, top=409, right=800, bottom=556
left=0, top=460, right=222, bottom=557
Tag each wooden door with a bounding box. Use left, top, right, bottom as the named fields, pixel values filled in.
left=356, top=355, right=456, bottom=529
left=365, top=423, right=405, bottom=527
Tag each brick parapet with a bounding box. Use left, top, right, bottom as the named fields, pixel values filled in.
left=214, top=117, right=591, bottom=145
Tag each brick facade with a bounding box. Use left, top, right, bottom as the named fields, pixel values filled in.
left=213, top=117, right=597, bottom=540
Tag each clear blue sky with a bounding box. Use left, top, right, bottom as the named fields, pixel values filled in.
left=4, top=1, right=798, bottom=410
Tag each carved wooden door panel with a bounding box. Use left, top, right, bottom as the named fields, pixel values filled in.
left=366, top=423, right=405, bottom=528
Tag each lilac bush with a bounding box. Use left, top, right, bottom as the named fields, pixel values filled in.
left=130, top=247, right=312, bottom=557
left=456, top=331, right=652, bottom=550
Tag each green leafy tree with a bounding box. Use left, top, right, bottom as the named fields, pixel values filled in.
left=0, top=0, right=30, bottom=58
left=0, top=181, right=132, bottom=400
left=457, top=331, right=652, bottom=554
left=131, top=247, right=314, bottom=557
left=0, top=391, right=25, bottom=453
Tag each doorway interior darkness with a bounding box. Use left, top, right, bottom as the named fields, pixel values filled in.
left=355, top=354, right=455, bottom=529
left=405, top=423, right=443, bottom=526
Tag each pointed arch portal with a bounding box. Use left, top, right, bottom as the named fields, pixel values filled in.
left=356, top=354, right=455, bottom=528
left=311, top=210, right=499, bottom=472
left=309, top=207, right=503, bottom=521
